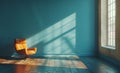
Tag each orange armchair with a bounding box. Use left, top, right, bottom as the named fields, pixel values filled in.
left=14, top=39, right=37, bottom=57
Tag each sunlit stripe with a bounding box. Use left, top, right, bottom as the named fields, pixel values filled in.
left=27, top=13, right=76, bottom=48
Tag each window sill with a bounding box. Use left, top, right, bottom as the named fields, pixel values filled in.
left=101, top=46, right=116, bottom=50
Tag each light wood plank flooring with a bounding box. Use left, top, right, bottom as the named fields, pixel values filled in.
left=0, top=56, right=120, bottom=73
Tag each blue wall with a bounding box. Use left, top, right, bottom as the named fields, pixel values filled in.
left=0, top=0, right=98, bottom=57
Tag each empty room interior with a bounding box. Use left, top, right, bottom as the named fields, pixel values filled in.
left=0, top=0, right=120, bottom=73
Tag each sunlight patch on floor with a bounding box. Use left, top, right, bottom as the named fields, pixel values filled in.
left=0, top=57, right=87, bottom=69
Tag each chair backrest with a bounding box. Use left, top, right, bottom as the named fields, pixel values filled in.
left=15, top=39, right=27, bottom=51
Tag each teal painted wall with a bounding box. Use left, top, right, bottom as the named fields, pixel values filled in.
left=0, top=0, right=98, bottom=57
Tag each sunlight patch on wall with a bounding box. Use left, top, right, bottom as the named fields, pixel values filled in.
left=27, top=13, right=76, bottom=55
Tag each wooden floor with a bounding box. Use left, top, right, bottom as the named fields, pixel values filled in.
left=0, top=56, right=120, bottom=73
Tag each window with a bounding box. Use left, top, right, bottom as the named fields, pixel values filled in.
left=108, top=0, right=116, bottom=47
left=101, top=0, right=116, bottom=49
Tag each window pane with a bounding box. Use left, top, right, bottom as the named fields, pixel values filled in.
left=107, top=0, right=116, bottom=47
